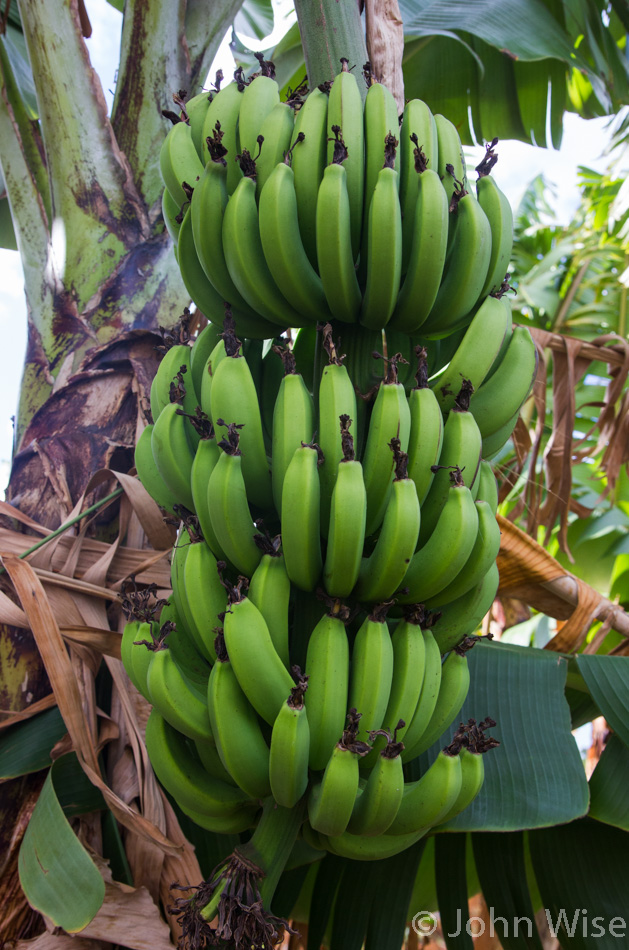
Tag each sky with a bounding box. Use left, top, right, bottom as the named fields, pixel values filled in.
left=0, top=0, right=615, bottom=493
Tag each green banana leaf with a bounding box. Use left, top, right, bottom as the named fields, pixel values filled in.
left=409, top=640, right=589, bottom=830
left=529, top=819, right=629, bottom=949
left=575, top=654, right=629, bottom=747
left=435, top=834, right=473, bottom=949
left=233, top=0, right=274, bottom=41
left=18, top=760, right=106, bottom=932
left=588, top=734, right=629, bottom=832
left=0, top=706, right=66, bottom=779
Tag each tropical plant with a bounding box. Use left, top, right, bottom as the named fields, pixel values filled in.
left=1, top=1, right=629, bottom=948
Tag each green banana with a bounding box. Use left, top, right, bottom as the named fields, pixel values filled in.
left=209, top=323, right=273, bottom=509
left=157, top=601, right=211, bottom=687
left=179, top=801, right=259, bottom=835
left=399, top=99, right=438, bottom=273
left=436, top=719, right=499, bottom=825
left=420, top=188, right=493, bottom=339
left=323, top=828, right=427, bottom=861
left=308, top=710, right=371, bottom=836
left=387, top=749, right=463, bottom=834
left=159, top=119, right=204, bottom=204
left=304, top=599, right=351, bottom=771
left=281, top=442, right=323, bottom=592
left=181, top=535, right=227, bottom=662
left=271, top=346, right=315, bottom=514
left=269, top=669, right=311, bottom=808
left=327, top=61, right=365, bottom=259
left=477, top=168, right=514, bottom=298
left=363, top=78, right=399, bottom=221
left=322, top=415, right=367, bottom=598
left=134, top=424, right=178, bottom=513
left=431, top=294, right=511, bottom=414
left=431, top=561, right=499, bottom=655
left=317, top=325, right=358, bottom=535
left=222, top=577, right=294, bottom=725
left=201, top=77, right=244, bottom=193
left=222, top=173, right=305, bottom=329
left=353, top=440, right=420, bottom=603
left=389, top=164, right=449, bottom=333
left=400, top=628, right=442, bottom=762
left=316, top=160, right=362, bottom=324
left=482, top=411, right=520, bottom=459
left=291, top=87, right=329, bottom=268
left=206, top=630, right=272, bottom=800
left=150, top=336, right=193, bottom=422
left=199, top=337, right=227, bottom=421
left=151, top=399, right=196, bottom=513
left=144, top=708, right=252, bottom=817
left=255, top=101, right=295, bottom=198
left=397, top=474, right=479, bottom=604
left=121, top=620, right=155, bottom=698
left=359, top=162, right=402, bottom=330
left=348, top=604, right=395, bottom=744
left=189, top=322, right=222, bottom=401
left=184, top=90, right=213, bottom=159
left=146, top=643, right=213, bottom=742
left=238, top=73, right=280, bottom=157
left=361, top=355, right=412, bottom=537
left=426, top=499, right=501, bottom=607
left=410, top=646, right=472, bottom=757
left=178, top=205, right=232, bottom=327
left=206, top=427, right=263, bottom=578
left=162, top=186, right=182, bottom=245
left=348, top=726, right=405, bottom=836
left=193, top=735, right=238, bottom=787
left=475, top=459, right=499, bottom=512
left=434, top=113, right=466, bottom=205
left=259, top=160, right=331, bottom=323
left=406, top=348, right=444, bottom=505
left=416, top=396, right=483, bottom=545
left=189, top=420, right=227, bottom=563
left=468, top=325, right=538, bottom=439
left=248, top=537, right=291, bottom=669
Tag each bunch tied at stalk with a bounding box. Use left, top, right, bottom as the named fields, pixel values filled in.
left=125, top=55, right=538, bottom=945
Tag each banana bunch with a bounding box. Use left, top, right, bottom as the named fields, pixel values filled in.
left=159, top=61, right=514, bottom=341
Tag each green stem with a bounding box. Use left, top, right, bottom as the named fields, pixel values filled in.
left=0, top=486, right=123, bottom=574
left=293, top=0, right=368, bottom=96
left=244, top=797, right=307, bottom=907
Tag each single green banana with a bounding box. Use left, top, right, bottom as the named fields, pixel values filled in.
left=134, top=424, right=178, bottom=513
left=400, top=628, right=442, bottom=762
left=430, top=561, right=499, bottom=655
left=324, top=828, right=427, bottom=861
left=201, top=77, right=244, bottom=193
left=482, top=296, right=513, bottom=383
left=159, top=119, right=204, bottom=204
left=316, top=160, right=362, bottom=324
left=323, top=415, right=367, bottom=598
left=193, top=735, right=238, bottom=786
left=170, top=527, right=198, bottom=651
left=409, top=647, right=472, bottom=756
left=255, top=101, right=295, bottom=198
left=181, top=535, right=227, bottom=662
left=183, top=90, right=213, bottom=158
left=271, top=346, right=315, bottom=515
left=308, top=710, right=371, bottom=836
left=146, top=644, right=213, bottom=741
left=151, top=400, right=196, bottom=513
left=206, top=430, right=263, bottom=578
left=475, top=459, right=499, bottom=512
left=361, top=357, right=412, bottom=537
left=222, top=173, right=305, bottom=329
left=180, top=801, right=259, bottom=835
left=209, top=326, right=273, bottom=509
left=397, top=475, right=479, bottom=604
left=206, top=631, right=272, bottom=800
left=269, top=670, right=311, bottom=808
left=150, top=339, right=193, bottom=422
left=468, top=325, right=538, bottom=439
left=238, top=73, right=280, bottom=156
left=363, top=79, right=399, bottom=221
left=481, top=411, right=520, bottom=459
left=178, top=206, right=232, bottom=327
left=291, top=87, right=329, bottom=268
left=426, top=499, right=501, bottom=607
left=477, top=171, right=514, bottom=297
left=162, top=186, right=182, bottom=245
left=189, top=322, right=222, bottom=401
left=121, top=620, right=154, bottom=697
left=387, top=750, right=463, bottom=834
left=189, top=422, right=228, bottom=563
left=399, top=99, right=438, bottom=273
left=304, top=602, right=351, bottom=771
left=144, top=708, right=252, bottom=817
left=327, top=61, right=365, bottom=259
left=222, top=579, right=294, bottom=726
left=158, top=601, right=211, bottom=687
left=199, top=337, right=227, bottom=421
left=416, top=398, right=482, bottom=545
left=435, top=113, right=466, bottom=205
left=248, top=538, right=291, bottom=669
left=317, top=326, right=358, bottom=535
left=359, top=163, right=402, bottom=330
left=281, top=442, right=323, bottom=592
left=389, top=165, right=449, bottom=333
left=431, top=294, right=511, bottom=414
left=420, top=190, right=493, bottom=339
left=348, top=727, right=405, bottom=836
left=437, top=746, right=485, bottom=826
left=406, top=348, right=444, bottom=504
left=259, top=161, right=331, bottom=323
left=353, top=440, right=420, bottom=603
left=348, top=604, right=395, bottom=744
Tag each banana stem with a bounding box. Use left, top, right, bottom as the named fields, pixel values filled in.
left=293, top=0, right=368, bottom=97
left=244, top=797, right=307, bottom=907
